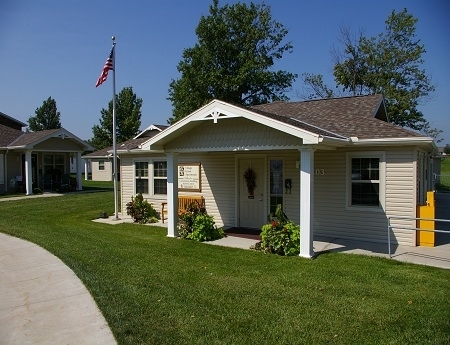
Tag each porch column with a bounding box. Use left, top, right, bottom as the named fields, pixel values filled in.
left=76, top=152, right=83, bottom=190
left=84, top=159, right=89, bottom=180
left=24, top=151, right=33, bottom=195
left=167, top=152, right=179, bottom=237
left=299, top=146, right=315, bottom=258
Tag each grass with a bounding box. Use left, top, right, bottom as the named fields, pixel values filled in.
left=437, top=157, right=450, bottom=192
left=1, top=192, right=450, bottom=344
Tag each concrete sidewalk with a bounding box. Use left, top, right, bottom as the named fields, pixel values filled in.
left=0, top=233, right=117, bottom=345
left=96, top=215, right=450, bottom=269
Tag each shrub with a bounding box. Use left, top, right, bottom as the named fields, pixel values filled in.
left=33, top=188, right=43, bottom=194
left=178, top=202, right=224, bottom=241
left=126, top=193, right=159, bottom=224
left=254, top=204, right=300, bottom=256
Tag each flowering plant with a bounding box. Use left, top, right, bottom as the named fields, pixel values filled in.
left=252, top=204, right=300, bottom=256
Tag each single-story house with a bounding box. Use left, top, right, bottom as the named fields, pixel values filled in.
left=0, top=111, right=94, bottom=195
left=82, top=124, right=167, bottom=181
left=115, top=95, right=436, bottom=257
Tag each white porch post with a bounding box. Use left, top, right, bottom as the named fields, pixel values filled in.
left=24, top=151, right=33, bottom=195
left=299, top=146, right=315, bottom=258
left=84, top=159, right=89, bottom=180
left=76, top=152, right=83, bottom=190
left=167, top=152, right=179, bottom=237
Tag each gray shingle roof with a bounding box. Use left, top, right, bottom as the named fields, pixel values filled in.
left=8, top=128, right=60, bottom=147
left=0, top=124, right=23, bottom=147
left=250, top=94, right=423, bottom=139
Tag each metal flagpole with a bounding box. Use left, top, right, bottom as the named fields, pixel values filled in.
left=111, top=36, right=120, bottom=220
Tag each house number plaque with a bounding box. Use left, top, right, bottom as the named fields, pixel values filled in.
left=315, top=169, right=325, bottom=175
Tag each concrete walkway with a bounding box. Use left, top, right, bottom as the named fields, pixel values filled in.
left=95, top=215, right=450, bottom=269
left=0, top=233, right=117, bottom=345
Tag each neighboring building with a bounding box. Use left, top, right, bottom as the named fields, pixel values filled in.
left=117, top=95, right=437, bottom=257
left=0, top=111, right=94, bottom=194
left=82, top=124, right=168, bottom=181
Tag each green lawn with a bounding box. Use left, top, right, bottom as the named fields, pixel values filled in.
left=437, top=157, right=450, bottom=191
left=0, top=192, right=449, bottom=344
left=441, top=156, right=450, bottom=174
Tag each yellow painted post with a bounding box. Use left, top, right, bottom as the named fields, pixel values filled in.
left=416, top=191, right=435, bottom=247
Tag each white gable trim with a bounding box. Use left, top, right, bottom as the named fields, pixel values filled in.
left=140, top=100, right=321, bottom=151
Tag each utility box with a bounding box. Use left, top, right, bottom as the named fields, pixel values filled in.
left=416, top=191, right=435, bottom=247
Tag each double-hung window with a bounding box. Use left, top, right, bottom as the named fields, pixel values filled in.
left=347, top=152, right=385, bottom=210
left=135, top=161, right=149, bottom=194
left=134, top=160, right=167, bottom=195
left=98, top=160, right=105, bottom=171
left=153, top=161, right=167, bottom=195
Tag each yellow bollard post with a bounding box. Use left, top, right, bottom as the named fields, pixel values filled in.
left=416, top=191, right=435, bottom=247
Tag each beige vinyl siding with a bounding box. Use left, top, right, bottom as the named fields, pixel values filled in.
left=121, top=152, right=236, bottom=226
left=314, top=147, right=417, bottom=245
left=180, top=153, right=236, bottom=228
left=120, top=155, right=135, bottom=215
left=165, top=118, right=303, bottom=151
left=34, top=138, right=83, bottom=151
left=385, top=148, right=416, bottom=245
left=91, top=159, right=112, bottom=181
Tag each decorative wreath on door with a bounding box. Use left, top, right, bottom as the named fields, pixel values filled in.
left=243, top=168, right=257, bottom=195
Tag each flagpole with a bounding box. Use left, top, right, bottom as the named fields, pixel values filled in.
left=111, top=36, right=119, bottom=220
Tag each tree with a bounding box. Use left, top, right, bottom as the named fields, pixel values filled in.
left=91, top=86, right=142, bottom=150
left=168, top=0, right=297, bottom=123
left=302, top=9, right=435, bottom=131
left=28, top=97, right=61, bottom=131
left=333, top=9, right=435, bottom=130
left=444, top=144, right=450, bottom=155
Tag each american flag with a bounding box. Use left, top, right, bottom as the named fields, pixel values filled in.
left=95, top=47, right=114, bottom=87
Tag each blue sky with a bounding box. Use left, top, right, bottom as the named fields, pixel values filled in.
left=1, top=0, right=449, bottom=144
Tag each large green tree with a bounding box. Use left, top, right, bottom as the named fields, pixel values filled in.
left=168, top=0, right=297, bottom=123
left=91, top=86, right=142, bottom=150
left=303, top=9, right=435, bottom=131
left=28, top=96, right=62, bottom=131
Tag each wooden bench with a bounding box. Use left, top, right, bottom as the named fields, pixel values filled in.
left=161, top=195, right=205, bottom=223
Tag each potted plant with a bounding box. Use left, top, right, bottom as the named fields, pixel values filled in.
left=243, top=167, right=257, bottom=196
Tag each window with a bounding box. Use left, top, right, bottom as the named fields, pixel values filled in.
left=135, top=161, right=148, bottom=194
left=347, top=152, right=385, bottom=209
left=134, top=160, right=167, bottom=195
left=269, top=159, right=283, bottom=215
left=44, top=154, right=65, bottom=176
left=153, top=161, right=167, bottom=195
left=98, top=160, right=105, bottom=171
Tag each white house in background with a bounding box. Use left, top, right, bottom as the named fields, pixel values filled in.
left=116, top=95, right=436, bottom=257
left=0, top=111, right=94, bottom=194
left=82, top=124, right=168, bottom=181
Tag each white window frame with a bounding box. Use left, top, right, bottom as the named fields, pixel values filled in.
left=346, top=151, right=385, bottom=212
left=133, top=159, right=167, bottom=196
left=98, top=159, right=105, bottom=171
left=152, top=160, right=167, bottom=195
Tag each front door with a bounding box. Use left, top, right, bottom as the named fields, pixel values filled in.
left=239, top=158, right=265, bottom=228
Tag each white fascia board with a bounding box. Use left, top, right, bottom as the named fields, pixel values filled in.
left=116, top=148, right=164, bottom=155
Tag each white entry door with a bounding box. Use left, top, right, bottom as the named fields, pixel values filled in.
left=239, top=158, right=265, bottom=229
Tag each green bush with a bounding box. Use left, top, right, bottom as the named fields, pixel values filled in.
left=178, top=202, right=224, bottom=241
left=126, top=193, right=159, bottom=224
left=33, top=188, right=43, bottom=194
left=254, top=204, right=300, bottom=256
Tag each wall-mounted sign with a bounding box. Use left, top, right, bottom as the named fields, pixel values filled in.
left=178, top=163, right=201, bottom=192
